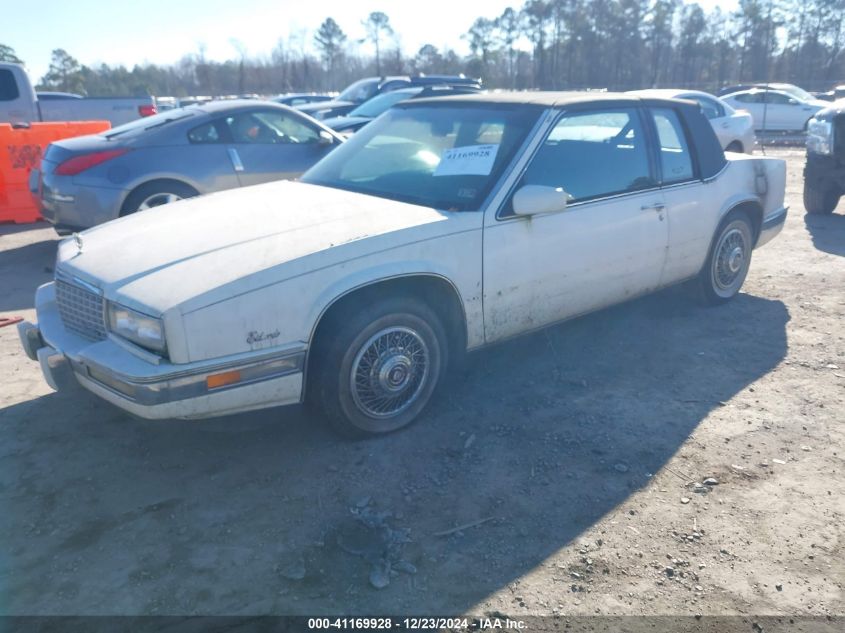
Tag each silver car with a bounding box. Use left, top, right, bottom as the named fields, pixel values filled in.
left=31, top=100, right=344, bottom=234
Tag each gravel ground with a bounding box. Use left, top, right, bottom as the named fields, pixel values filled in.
left=0, top=148, right=842, bottom=620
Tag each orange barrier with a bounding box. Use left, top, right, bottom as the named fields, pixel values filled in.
left=0, top=121, right=111, bottom=224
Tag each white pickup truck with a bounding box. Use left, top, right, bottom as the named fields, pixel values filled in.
left=18, top=92, right=787, bottom=438
left=0, top=62, right=157, bottom=126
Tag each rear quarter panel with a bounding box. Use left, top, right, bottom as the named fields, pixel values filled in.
left=72, top=144, right=238, bottom=210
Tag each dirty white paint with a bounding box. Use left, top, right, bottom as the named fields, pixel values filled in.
left=41, top=119, right=786, bottom=420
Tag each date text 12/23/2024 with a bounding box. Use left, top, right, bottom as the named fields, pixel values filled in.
left=307, top=617, right=527, bottom=630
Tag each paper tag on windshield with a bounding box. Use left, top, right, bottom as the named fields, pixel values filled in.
left=433, top=144, right=499, bottom=177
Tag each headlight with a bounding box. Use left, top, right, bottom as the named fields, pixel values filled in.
left=107, top=303, right=166, bottom=353
left=807, top=118, right=833, bottom=155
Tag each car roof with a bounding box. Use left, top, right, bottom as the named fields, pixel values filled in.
left=628, top=88, right=719, bottom=100
left=726, top=87, right=789, bottom=96
left=188, top=99, right=293, bottom=114
left=408, top=90, right=687, bottom=108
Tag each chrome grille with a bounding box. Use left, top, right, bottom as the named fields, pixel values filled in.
left=55, top=273, right=107, bottom=341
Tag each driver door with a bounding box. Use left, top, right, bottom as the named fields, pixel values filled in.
left=222, top=109, right=336, bottom=187
left=482, top=107, right=669, bottom=342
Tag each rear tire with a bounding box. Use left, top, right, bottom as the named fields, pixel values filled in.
left=121, top=181, right=198, bottom=215
left=695, top=210, right=754, bottom=306
left=803, top=183, right=839, bottom=215
left=309, top=297, right=448, bottom=438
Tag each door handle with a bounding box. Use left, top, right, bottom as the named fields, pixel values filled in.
left=227, top=148, right=244, bottom=172
left=641, top=202, right=666, bottom=211
left=721, top=122, right=731, bottom=128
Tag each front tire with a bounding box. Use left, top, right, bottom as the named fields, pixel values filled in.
left=803, top=183, right=839, bottom=215
left=725, top=141, right=744, bottom=153
left=696, top=210, right=754, bottom=305
left=310, top=297, right=447, bottom=438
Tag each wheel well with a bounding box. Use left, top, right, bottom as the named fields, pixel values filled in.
left=725, top=140, right=743, bottom=153
left=308, top=275, right=468, bottom=368
left=727, top=200, right=763, bottom=241
left=119, top=178, right=199, bottom=215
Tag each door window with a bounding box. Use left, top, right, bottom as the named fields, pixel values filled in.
left=651, top=108, right=695, bottom=184
left=733, top=93, right=761, bottom=104
left=187, top=121, right=221, bottom=144
left=517, top=108, right=655, bottom=203
left=224, top=110, right=321, bottom=144
left=764, top=92, right=794, bottom=105
left=0, top=69, right=20, bottom=101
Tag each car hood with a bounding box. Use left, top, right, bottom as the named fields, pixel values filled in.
left=57, top=180, right=462, bottom=314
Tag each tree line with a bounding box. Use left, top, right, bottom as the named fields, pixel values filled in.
left=2, top=0, right=844, bottom=98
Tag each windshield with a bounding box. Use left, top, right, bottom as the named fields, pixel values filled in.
left=104, top=108, right=196, bottom=138
left=337, top=78, right=381, bottom=103
left=301, top=104, right=541, bottom=211
left=349, top=89, right=421, bottom=118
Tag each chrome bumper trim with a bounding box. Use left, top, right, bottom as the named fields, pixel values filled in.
left=761, top=205, right=788, bottom=231
left=77, top=349, right=306, bottom=406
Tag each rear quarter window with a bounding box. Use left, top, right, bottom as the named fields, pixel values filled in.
left=0, top=69, right=20, bottom=101
left=651, top=108, right=695, bottom=184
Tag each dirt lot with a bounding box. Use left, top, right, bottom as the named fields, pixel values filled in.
left=0, top=148, right=842, bottom=620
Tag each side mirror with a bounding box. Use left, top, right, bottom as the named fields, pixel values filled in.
left=318, top=130, right=335, bottom=145
left=512, top=184, right=570, bottom=217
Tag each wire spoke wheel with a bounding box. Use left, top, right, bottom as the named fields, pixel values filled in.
left=711, top=224, right=750, bottom=298
left=350, top=326, right=430, bottom=419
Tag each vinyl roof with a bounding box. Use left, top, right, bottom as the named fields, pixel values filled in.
left=409, top=90, right=685, bottom=108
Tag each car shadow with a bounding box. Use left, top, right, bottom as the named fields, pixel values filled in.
left=804, top=210, right=845, bottom=257
left=0, top=289, right=789, bottom=615
left=0, top=223, right=57, bottom=313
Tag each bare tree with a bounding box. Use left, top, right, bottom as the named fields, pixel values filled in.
left=362, top=11, right=393, bottom=76
left=0, top=44, right=23, bottom=64
left=314, top=18, right=347, bottom=88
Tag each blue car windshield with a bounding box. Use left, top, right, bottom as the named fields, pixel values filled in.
left=301, top=104, right=541, bottom=211
left=337, top=78, right=381, bottom=103
left=348, top=89, right=421, bottom=118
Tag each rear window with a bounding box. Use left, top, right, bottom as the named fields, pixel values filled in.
left=0, top=69, right=20, bottom=102
left=105, top=108, right=196, bottom=138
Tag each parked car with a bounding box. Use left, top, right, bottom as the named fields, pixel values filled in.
left=804, top=102, right=845, bottom=214
left=18, top=92, right=787, bottom=437
left=0, top=62, right=157, bottom=126
left=322, top=84, right=482, bottom=136
left=813, top=85, right=845, bottom=102
left=273, top=93, right=334, bottom=107
left=297, top=74, right=481, bottom=120
left=721, top=88, right=828, bottom=131
left=718, top=82, right=812, bottom=100
left=30, top=100, right=343, bottom=234
left=629, top=89, right=755, bottom=153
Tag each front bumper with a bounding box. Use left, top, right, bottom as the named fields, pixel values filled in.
left=19, top=283, right=305, bottom=420
left=756, top=205, right=788, bottom=248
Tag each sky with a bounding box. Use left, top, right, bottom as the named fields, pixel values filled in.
left=5, top=0, right=739, bottom=82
